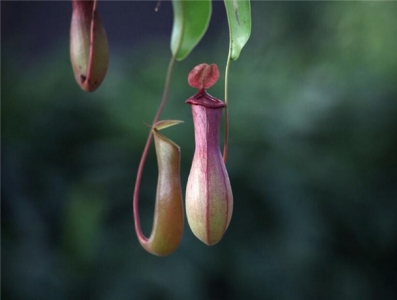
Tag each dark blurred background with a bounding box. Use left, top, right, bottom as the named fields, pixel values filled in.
left=2, top=1, right=397, bottom=299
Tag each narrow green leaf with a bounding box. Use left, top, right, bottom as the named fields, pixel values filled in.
left=171, top=0, right=212, bottom=61
left=224, top=0, right=251, bottom=60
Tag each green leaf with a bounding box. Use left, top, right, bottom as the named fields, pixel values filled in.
left=171, top=0, right=212, bottom=61
left=224, top=0, right=252, bottom=60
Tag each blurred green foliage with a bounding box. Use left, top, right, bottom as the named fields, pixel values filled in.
left=2, top=2, right=397, bottom=300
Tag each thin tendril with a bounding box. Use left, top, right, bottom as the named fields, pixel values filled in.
left=133, top=56, right=176, bottom=243
left=223, top=50, right=231, bottom=163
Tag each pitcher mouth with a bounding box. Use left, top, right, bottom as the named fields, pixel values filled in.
left=186, top=89, right=225, bottom=109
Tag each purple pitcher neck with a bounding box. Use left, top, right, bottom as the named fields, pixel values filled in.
left=186, top=89, right=224, bottom=152
left=186, top=89, right=225, bottom=109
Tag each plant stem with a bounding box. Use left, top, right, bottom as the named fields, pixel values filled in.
left=223, top=50, right=231, bottom=163
left=133, top=55, right=176, bottom=242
